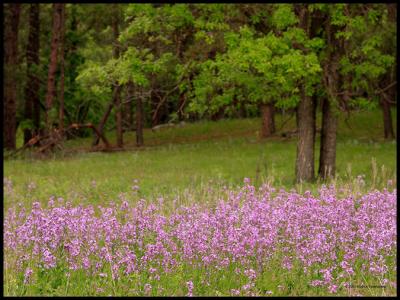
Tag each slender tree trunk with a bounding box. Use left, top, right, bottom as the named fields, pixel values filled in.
left=45, top=3, right=63, bottom=132
left=32, top=6, right=41, bottom=139
left=4, top=4, right=21, bottom=150
left=58, top=4, right=66, bottom=135
left=387, top=4, right=396, bottom=24
left=260, top=103, right=275, bottom=138
left=177, top=92, right=186, bottom=121
left=151, top=89, right=161, bottom=127
left=92, top=6, right=123, bottom=147
left=112, top=5, right=123, bottom=147
left=24, top=4, right=40, bottom=144
left=381, top=3, right=396, bottom=140
left=136, top=90, right=144, bottom=147
left=294, top=4, right=316, bottom=183
left=65, top=4, right=78, bottom=133
left=114, top=85, right=123, bottom=147
left=239, top=102, right=247, bottom=119
left=318, top=98, right=338, bottom=179
left=318, top=14, right=343, bottom=180
left=381, top=97, right=394, bottom=140
left=296, top=91, right=316, bottom=183
left=92, top=102, right=114, bottom=146
left=125, top=83, right=134, bottom=130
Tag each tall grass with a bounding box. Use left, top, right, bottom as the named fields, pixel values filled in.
left=4, top=109, right=396, bottom=209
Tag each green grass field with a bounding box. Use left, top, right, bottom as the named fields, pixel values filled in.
left=3, top=108, right=397, bottom=297
left=4, top=108, right=396, bottom=210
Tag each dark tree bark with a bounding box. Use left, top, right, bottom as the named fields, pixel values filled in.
left=381, top=94, right=395, bottom=140
left=210, top=107, right=226, bottom=121
left=318, top=97, right=338, bottom=179
left=136, top=89, right=144, bottom=147
left=123, top=83, right=134, bottom=131
left=239, top=102, right=247, bottom=119
left=318, top=13, right=343, bottom=180
left=58, top=4, right=66, bottom=135
left=24, top=4, right=40, bottom=144
left=151, top=88, right=162, bottom=126
left=387, top=3, right=396, bottom=25
left=114, top=85, right=123, bottom=147
left=379, top=64, right=395, bottom=140
left=177, top=92, right=186, bottom=121
left=112, top=5, right=123, bottom=147
left=92, top=102, right=114, bottom=146
left=65, top=4, right=79, bottom=128
left=294, top=4, right=316, bottom=183
left=260, top=103, right=275, bottom=138
left=45, top=3, right=63, bottom=131
left=295, top=91, right=316, bottom=183
left=380, top=3, right=396, bottom=140
left=3, top=4, right=21, bottom=150
left=92, top=6, right=123, bottom=147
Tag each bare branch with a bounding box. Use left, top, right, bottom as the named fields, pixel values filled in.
left=376, top=81, right=397, bottom=94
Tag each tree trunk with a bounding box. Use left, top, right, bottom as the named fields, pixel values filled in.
left=65, top=4, right=79, bottom=129
left=112, top=5, right=123, bottom=147
left=45, top=3, right=63, bottom=132
left=24, top=4, right=40, bottom=144
left=136, top=91, right=144, bottom=147
left=92, top=102, right=114, bottom=146
left=92, top=6, right=123, bottom=147
left=177, top=92, right=186, bottom=121
left=381, top=97, right=394, bottom=140
left=318, top=12, right=343, bottom=180
left=295, top=91, right=316, bottom=183
left=318, top=98, right=338, bottom=179
left=114, top=86, right=123, bottom=147
left=151, top=89, right=161, bottom=127
left=125, top=82, right=134, bottom=131
left=239, top=102, right=247, bottom=119
left=381, top=3, right=396, bottom=140
left=294, top=4, right=316, bottom=183
left=58, top=4, right=66, bottom=135
left=4, top=4, right=21, bottom=150
left=260, top=103, right=275, bottom=138
left=387, top=3, right=396, bottom=23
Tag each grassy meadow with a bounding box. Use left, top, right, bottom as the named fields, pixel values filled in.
left=3, top=108, right=397, bottom=296
left=5, top=108, right=396, bottom=210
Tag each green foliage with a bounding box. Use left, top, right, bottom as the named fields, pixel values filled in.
left=271, top=4, right=298, bottom=30
left=189, top=21, right=322, bottom=116
left=12, top=4, right=396, bottom=140
left=353, top=9, right=393, bottom=78
left=193, top=4, right=230, bottom=32
left=348, top=97, right=378, bottom=110
left=121, top=4, right=194, bottom=44
left=306, top=4, right=397, bottom=110
left=18, top=119, right=35, bottom=131
left=70, top=4, right=398, bottom=127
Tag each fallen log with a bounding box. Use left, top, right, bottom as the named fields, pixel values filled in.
left=5, top=123, right=111, bottom=158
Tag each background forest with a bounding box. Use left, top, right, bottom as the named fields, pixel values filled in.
left=3, top=3, right=397, bottom=182
left=3, top=3, right=397, bottom=297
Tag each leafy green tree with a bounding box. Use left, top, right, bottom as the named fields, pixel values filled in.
left=310, top=4, right=396, bottom=179
left=189, top=24, right=322, bottom=138
left=77, top=30, right=174, bottom=146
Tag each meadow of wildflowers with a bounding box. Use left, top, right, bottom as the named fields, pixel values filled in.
left=3, top=178, right=397, bottom=296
